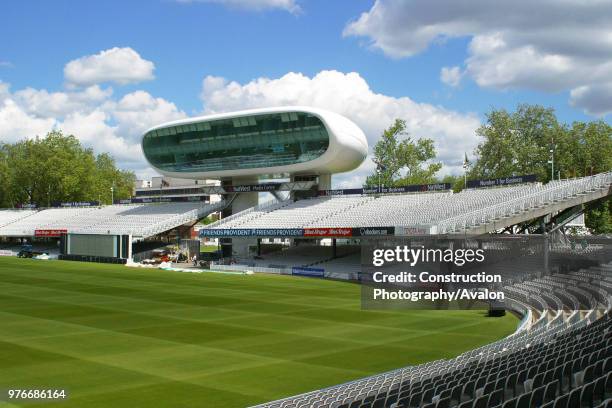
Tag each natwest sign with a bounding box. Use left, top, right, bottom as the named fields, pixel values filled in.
left=34, top=229, right=67, bottom=237
left=319, top=183, right=451, bottom=196
left=304, top=228, right=353, bottom=237
left=225, top=183, right=280, bottom=193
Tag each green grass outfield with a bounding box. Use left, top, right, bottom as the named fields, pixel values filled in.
left=0, top=258, right=517, bottom=408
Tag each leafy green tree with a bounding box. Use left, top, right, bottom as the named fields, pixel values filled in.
left=365, top=119, right=442, bottom=187
left=0, top=145, right=11, bottom=207
left=1, top=131, right=135, bottom=207
left=586, top=199, right=612, bottom=233
left=470, top=104, right=612, bottom=233
left=470, top=104, right=562, bottom=182
left=93, top=153, right=135, bottom=204
left=560, top=121, right=612, bottom=178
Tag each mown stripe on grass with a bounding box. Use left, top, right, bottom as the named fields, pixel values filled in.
left=0, top=258, right=517, bottom=408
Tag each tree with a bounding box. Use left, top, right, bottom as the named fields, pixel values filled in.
left=586, top=199, right=612, bottom=233
left=470, top=104, right=562, bottom=182
left=0, top=145, right=11, bottom=207
left=93, top=153, right=136, bottom=204
left=1, top=131, right=135, bottom=207
left=439, top=174, right=465, bottom=193
left=365, top=119, right=442, bottom=187
left=561, top=121, right=612, bottom=178
left=470, top=104, right=612, bottom=233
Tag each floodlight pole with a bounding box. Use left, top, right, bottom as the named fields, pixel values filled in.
left=462, top=153, right=469, bottom=189
left=550, top=149, right=554, bottom=180
left=373, top=158, right=382, bottom=193
left=548, top=139, right=555, bottom=180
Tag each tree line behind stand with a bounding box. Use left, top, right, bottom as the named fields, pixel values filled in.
left=0, top=131, right=135, bottom=207
left=365, top=104, right=612, bottom=233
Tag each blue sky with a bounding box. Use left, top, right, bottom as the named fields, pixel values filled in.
left=1, top=0, right=610, bottom=185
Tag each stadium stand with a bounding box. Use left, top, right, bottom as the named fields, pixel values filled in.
left=211, top=198, right=295, bottom=229
left=0, top=207, right=102, bottom=237
left=437, top=173, right=612, bottom=234
left=3, top=173, right=608, bottom=242
left=203, top=172, right=612, bottom=233
left=252, top=262, right=612, bottom=408
left=70, top=202, right=224, bottom=237
left=0, top=209, right=38, bottom=228
left=0, top=201, right=225, bottom=239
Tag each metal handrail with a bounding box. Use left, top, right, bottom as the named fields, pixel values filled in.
left=437, top=172, right=612, bottom=233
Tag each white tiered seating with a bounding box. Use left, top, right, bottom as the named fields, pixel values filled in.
left=70, top=202, right=224, bottom=237
left=252, top=262, right=612, bottom=408
left=0, top=209, right=37, bottom=228
left=0, top=207, right=94, bottom=236
left=0, top=201, right=224, bottom=239
left=203, top=172, right=612, bottom=233
left=242, top=196, right=374, bottom=229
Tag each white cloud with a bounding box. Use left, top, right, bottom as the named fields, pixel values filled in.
left=0, top=48, right=181, bottom=177
left=178, top=0, right=300, bottom=13
left=0, top=99, right=57, bottom=144
left=112, top=90, right=187, bottom=142
left=344, top=0, right=612, bottom=116
left=200, top=70, right=480, bottom=186
left=61, top=110, right=141, bottom=163
left=0, top=81, right=184, bottom=177
left=440, top=66, right=463, bottom=87
left=13, top=85, right=113, bottom=118
left=570, top=84, right=612, bottom=116
left=64, top=47, right=155, bottom=86
left=1, top=54, right=480, bottom=188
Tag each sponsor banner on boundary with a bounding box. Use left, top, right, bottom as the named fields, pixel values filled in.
left=292, top=266, right=325, bottom=277
left=319, top=183, right=451, bottom=196
left=395, top=225, right=434, bottom=235
left=353, top=227, right=395, bottom=236
left=200, top=227, right=396, bottom=238
left=35, top=229, right=67, bottom=238
left=200, top=228, right=304, bottom=237
left=304, top=228, right=353, bottom=237
left=467, top=174, right=537, bottom=189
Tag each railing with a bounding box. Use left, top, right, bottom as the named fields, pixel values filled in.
left=204, top=198, right=291, bottom=228
left=437, top=172, right=612, bottom=234
left=138, top=201, right=227, bottom=238
left=0, top=209, right=40, bottom=229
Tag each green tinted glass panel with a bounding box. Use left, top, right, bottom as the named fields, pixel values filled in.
left=142, top=112, right=329, bottom=173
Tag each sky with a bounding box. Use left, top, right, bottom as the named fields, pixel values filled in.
left=1, top=0, right=611, bottom=188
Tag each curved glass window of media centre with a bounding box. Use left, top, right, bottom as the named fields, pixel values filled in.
left=143, top=112, right=330, bottom=173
